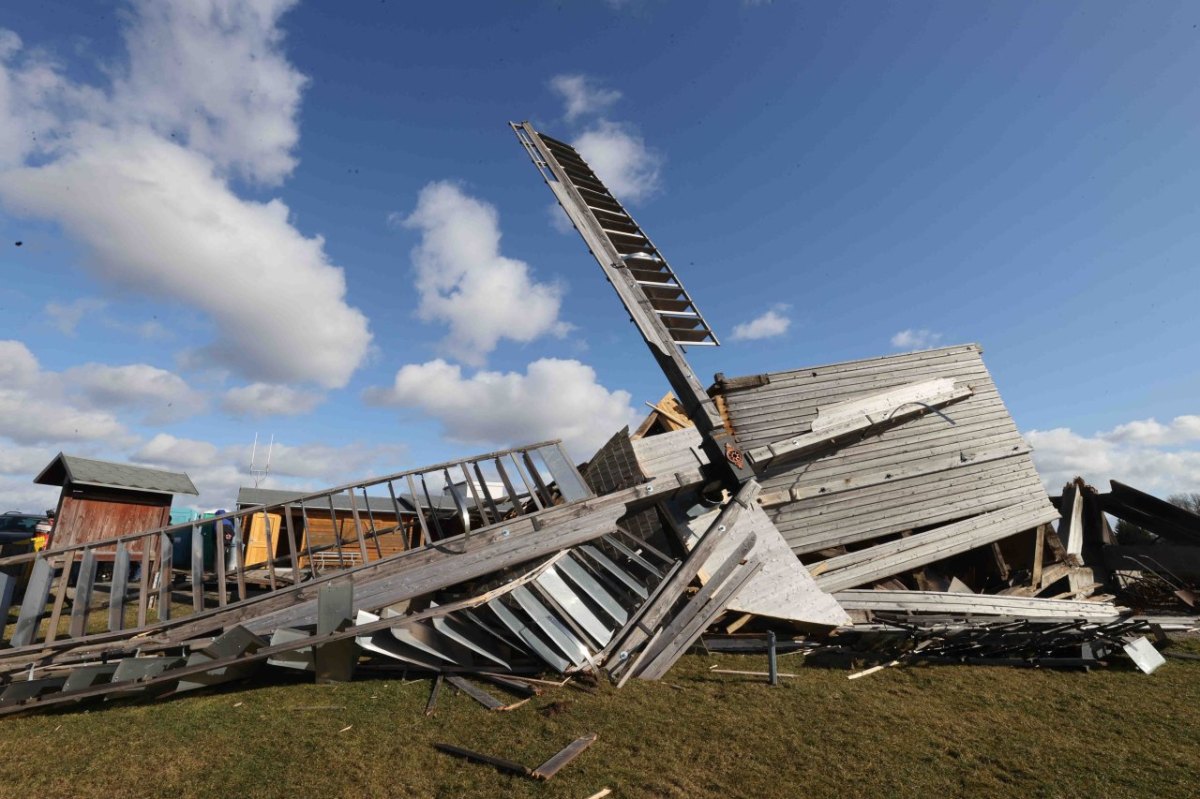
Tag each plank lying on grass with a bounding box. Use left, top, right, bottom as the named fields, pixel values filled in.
left=433, top=743, right=532, bottom=778
left=532, top=733, right=599, bottom=780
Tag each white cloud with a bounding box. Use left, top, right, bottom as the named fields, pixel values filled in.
left=64, top=362, right=207, bottom=423
left=133, top=433, right=220, bottom=469
left=0, top=388, right=128, bottom=446
left=45, top=297, right=106, bottom=335
left=573, top=120, right=662, bottom=203
left=130, top=436, right=408, bottom=510
left=547, top=201, right=575, bottom=235
left=403, top=181, right=569, bottom=365
left=0, top=340, right=130, bottom=445
left=0, top=3, right=372, bottom=389
left=891, top=328, right=944, bottom=350
left=1027, top=415, right=1200, bottom=497
left=0, top=443, right=58, bottom=477
left=1099, top=415, right=1200, bottom=447
left=365, top=358, right=637, bottom=457
left=549, top=74, right=622, bottom=121
left=731, top=305, right=791, bottom=341
left=109, top=0, right=306, bottom=185
left=0, top=339, right=39, bottom=387
left=223, top=382, right=324, bottom=418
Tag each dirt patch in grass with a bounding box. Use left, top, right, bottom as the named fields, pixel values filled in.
left=2, top=642, right=1200, bottom=799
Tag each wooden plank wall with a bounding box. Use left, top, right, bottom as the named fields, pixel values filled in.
left=716, top=344, right=1053, bottom=557
left=54, top=489, right=171, bottom=556
left=299, top=510, right=415, bottom=564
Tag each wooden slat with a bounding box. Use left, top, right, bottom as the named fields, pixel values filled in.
left=215, top=517, right=228, bottom=606
left=158, top=532, right=173, bottom=622
left=346, top=489, right=371, bottom=564
left=191, top=523, right=204, bottom=613
left=11, top=557, right=53, bottom=647
left=812, top=500, right=1059, bottom=592
left=137, top=534, right=153, bottom=627
left=636, top=561, right=763, bottom=680
left=69, top=549, right=97, bottom=639
left=606, top=481, right=761, bottom=666
left=108, top=543, right=130, bottom=632
left=532, top=734, right=599, bottom=781
left=44, top=551, right=76, bottom=644
left=832, top=590, right=1121, bottom=620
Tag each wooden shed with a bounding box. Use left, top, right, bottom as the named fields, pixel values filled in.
left=235, top=487, right=464, bottom=571
left=34, top=454, right=198, bottom=556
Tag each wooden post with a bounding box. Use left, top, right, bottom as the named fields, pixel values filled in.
left=1031, top=524, right=1046, bottom=588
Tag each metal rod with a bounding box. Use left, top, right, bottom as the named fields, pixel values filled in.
left=215, top=517, right=228, bottom=606
left=768, top=631, right=778, bottom=686
left=158, top=532, right=172, bottom=621
left=232, top=515, right=247, bottom=602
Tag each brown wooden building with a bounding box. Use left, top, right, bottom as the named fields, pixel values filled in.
left=35, top=454, right=198, bottom=555
left=235, top=487, right=466, bottom=570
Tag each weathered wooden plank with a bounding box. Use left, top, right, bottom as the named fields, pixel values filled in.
left=44, top=551, right=76, bottom=644
left=605, top=481, right=761, bottom=665
left=636, top=561, right=763, bottom=680
left=775, top=455, right=1039, bottom=521
left=779, top=471, right=1047, bottom=553
left=532, top=734, right=599, bottom=781
left=685, top=505, right=848, bottom=627
left=718, top=344, right=982, bottom=392
left=633, top=531, right=759, bottom=673
left=833, top=590, right=1121, bottom=620
left=759, top=443, right=1032, bottom=506
left=12, top=558, right=53, bottom=647
left=746, top=384, right=974, bottom=466
left=434, top=743, right=531, bottom=778
left=446, top=675, right=505, bottom=710
left=736, top=393, right=1011, bottom=449
left=69, top=549, right=97, bottom=639
left=754, top=417, right=1024, bottom=490
left=726, top=359, right=996, bottom=425
left=108, top=543, right=130, bottom=632
left=813, top=501, right=1059, bottom=591
left=425, top=674, right=443, bottom=716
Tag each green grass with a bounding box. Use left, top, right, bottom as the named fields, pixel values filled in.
left=2, top=642, right=1200, bottom=799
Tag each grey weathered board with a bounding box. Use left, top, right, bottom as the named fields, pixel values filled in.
left=714, top=344, right=1054, bottom=555
left=833, top=589, right=1121, bottom=620
left=686, top=504, right=848, bottom=627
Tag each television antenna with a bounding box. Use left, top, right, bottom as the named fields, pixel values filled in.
left=249, top=433, right=274, bottom=488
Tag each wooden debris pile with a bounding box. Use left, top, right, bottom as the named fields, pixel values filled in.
left=0, top=117, right=1192, bottom=735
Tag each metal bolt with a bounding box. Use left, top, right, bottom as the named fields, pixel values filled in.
left=717, top=525, right=727, bottom=533
left=500, top=528, right=511, bottom=538
left=645, top=484, right=655, bottom=494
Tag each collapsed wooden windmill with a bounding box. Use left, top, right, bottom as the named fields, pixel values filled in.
left=0, top=122, right=1129, bottom=716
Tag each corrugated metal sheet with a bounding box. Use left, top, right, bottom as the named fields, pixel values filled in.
left=715, top=344, right=1054, bottom=555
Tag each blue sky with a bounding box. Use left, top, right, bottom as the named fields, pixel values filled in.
left=2, top=0, right=1199, bottom=511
